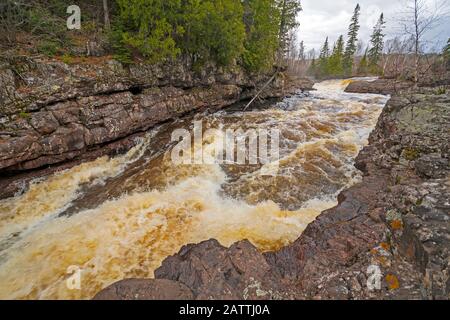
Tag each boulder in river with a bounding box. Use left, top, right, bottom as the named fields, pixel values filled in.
left=344, top=78, right=414, bottom=95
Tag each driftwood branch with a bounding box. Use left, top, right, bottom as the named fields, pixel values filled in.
left=243, top=72, right=278, bottom=111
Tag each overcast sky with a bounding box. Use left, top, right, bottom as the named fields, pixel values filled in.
left=297, top=0, right=450, bottom=54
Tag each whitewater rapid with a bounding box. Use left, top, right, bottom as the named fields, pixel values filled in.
left=0, top=79, right=389, bottom=299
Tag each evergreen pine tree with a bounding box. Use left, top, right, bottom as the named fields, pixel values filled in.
left=108, top=0, right=304, bottom=69
left=368, top=13, right=385, bottom=74
left=318, top=37, right=330, bottom=77
left=343, top=4, right=361, bottom=76
left=328, top=35, right=344, bottom=77
left=444, top=38, right=450, bottom=70
left=277, top=0, right=302, bottom=59
left=180, top=0, right=246, bottom=66
left=242, top=0, right=281, bottom=71
left=444, top=38, right=450, bottom=57
left=357, top=47, right=369, bottom=75
left=115, top=0, right=182, bottom=63
left=308, top=57, right=316, bottom=76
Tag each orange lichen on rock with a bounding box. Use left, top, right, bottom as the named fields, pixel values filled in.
left=380, top=242, right=390, bottom=251
left=377, top=256, right=389, bottom=267
left=390, top=219, right=403, bottom=230
left=341, top=79, right=354, bottom=86
left=386, top=274, right=400, bottom=290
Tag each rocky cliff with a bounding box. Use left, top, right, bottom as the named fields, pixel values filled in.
left=0, top=56, right=313, bottom=198
left=95, top=86, right=449, bottom=300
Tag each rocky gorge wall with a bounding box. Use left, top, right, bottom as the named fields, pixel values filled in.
left=0, top=56, right=313, bottom=198
left=95, top=83, right=449, bottom=300
left=345, top=75, right=450, bottom=95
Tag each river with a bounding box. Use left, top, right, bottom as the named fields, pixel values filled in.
left=0, top=79, right=389, bottom=299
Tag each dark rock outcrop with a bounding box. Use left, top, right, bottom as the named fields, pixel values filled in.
left=344, top=78, right=414, bottom=95
left=0, top=84, right=242, bottom=172
left=96, top=89, right=449, bottom=300
left=272, top=90, right=449, bottom=300
left=154, top=239, right=299, bottom=300
left=0, top=56, right=314, bottom=198
left=93, top=279, right=194, bottom=300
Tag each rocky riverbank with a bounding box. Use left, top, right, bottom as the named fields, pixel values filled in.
left=344, top=78, right=415, bottom=95
left=95, top=84, right=449, bottom=300
left=344, top=75, right=450, bottom=95
left=0, top=56, right=313, bottom=199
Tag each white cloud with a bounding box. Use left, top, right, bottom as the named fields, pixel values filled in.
left=297, top=0, right=450, bottom=54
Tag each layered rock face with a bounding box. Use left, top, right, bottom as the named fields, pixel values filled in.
left=96, top=88, right=449, bottom=300
left=0, top=57, right=312, bottom=198
left=345, top=75, right=450, bottom=95
left=344, top=78, right=414, bottom=95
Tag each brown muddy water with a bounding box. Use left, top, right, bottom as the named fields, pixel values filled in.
left=0, top=79, right=389, bottom=299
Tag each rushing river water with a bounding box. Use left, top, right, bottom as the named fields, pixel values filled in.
left=0, top=79, right=389, bottom=299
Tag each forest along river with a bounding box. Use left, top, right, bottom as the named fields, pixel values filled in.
left=0, top=79, right=389, bottom=299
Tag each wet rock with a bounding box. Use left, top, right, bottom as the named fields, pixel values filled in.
left=93, top=279, right=194, bottom=300
left=154, top=239, right=296, bottom=300
left=3, top=56, right=449, bottom=300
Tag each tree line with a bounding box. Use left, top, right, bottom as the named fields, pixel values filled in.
left=306, top=0, right=449, bottom=82
left=0, top=0, right=303, bottom=72
left=113, top=0, right=303, bottom=71
left=309, top=4, right=386, bottom=79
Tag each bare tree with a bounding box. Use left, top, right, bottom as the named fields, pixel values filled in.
left=103, top=0, right=111, bottom=30
left=298, top=40, right=305, bottom=61
left=356, top=39, right=365, bottom=56
left=0, top=0, right=29, bottom=44
left=306, top=48, right=316, bottom=60
left=382, top=36, right=414, bottom=78
left=287, top=29, right=298, bottom=60
left=397, top=0, right=449, bottom=83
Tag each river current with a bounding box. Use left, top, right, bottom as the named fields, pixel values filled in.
left=0, top=79, right=389, bottom=299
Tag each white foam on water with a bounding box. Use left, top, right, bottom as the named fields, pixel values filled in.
left=0, top=79, right=390, bottom=299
